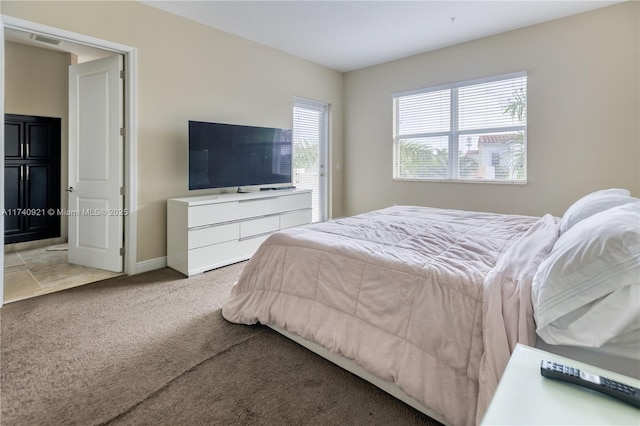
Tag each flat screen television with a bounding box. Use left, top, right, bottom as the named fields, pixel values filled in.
left=188, top=120, right=292, bottom=190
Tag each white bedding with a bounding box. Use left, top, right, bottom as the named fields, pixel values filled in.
left=532, top=202, right=640, bottom=349
left=222, top=205, right=559, bottom=425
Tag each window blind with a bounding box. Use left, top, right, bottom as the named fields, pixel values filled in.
left=393, top=73, right=527, bottom=183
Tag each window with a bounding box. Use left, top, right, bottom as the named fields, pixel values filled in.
left=393, top=72, right=527, bottom=183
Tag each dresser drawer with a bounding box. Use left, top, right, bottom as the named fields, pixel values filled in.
left=188, top=201, right=242, bottom=228
left=187, top=191, right=313, bottom=228
left=238, top=192, right=312, bottom=216
left=280, top=209, right=312, bottom=229
left=278, top=192, right=312, bottom=212
left=188, top=236, right=269, bottom=274
left=188, top=222, right=239, bottom=250
left=240, top=215, right=279, bottom=239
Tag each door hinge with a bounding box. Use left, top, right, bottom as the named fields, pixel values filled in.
left=120, top=247, right=125, bottom=256
left=120, top=70, right=125, bottom=79
left=120, top=127, right=125, bottom=137
left=120, top=186, right=125, bottom=196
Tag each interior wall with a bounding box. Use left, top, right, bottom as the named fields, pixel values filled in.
left=4, top=40, right=70, bottom=239
left=343, top=2, right=639, bottom=218
left=1, top=1, right=344, bottom=264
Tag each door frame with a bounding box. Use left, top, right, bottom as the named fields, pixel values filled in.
left=0, top=15, right=139, bottom=306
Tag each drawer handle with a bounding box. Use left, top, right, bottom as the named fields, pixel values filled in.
left=239, top=196, right=280, bottom=202
left=239, top=231, right=273, bottom=241
left=190, top=223, right=224, bottom=231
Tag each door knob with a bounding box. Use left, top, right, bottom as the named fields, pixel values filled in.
left=66, top=187, right=75, bottom=192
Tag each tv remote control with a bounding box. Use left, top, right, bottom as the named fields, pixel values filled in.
left=541, top=360, right=640, bottom=408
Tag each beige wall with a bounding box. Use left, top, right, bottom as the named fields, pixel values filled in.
left=343, top=2, right=639, bottom=217
left=1, top=1, right=345, bottom=264
left=3, top=1, right=638, bottom=265
left=4, top=40, right=71, bottom=238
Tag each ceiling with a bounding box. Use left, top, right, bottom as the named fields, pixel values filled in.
left=141, top=0, right=622, bottom=72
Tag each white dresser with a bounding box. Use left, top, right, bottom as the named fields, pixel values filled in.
left=167, top=189, right=312, bottom=276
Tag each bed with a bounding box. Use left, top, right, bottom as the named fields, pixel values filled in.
left=222, top=189, right=639, bottom=425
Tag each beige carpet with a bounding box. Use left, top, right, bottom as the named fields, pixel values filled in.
left=1, top=264, right=440, bottom=425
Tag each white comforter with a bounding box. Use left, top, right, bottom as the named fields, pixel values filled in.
left=222, top=206, right=559, bottom=425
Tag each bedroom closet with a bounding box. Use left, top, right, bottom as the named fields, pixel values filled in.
left=4, top=114, right=61, bottom=244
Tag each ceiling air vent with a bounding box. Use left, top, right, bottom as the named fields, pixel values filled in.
left=30, top=34, right=63, bottom=46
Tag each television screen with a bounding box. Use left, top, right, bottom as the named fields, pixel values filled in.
left=189, top=121, right=292, bottom=190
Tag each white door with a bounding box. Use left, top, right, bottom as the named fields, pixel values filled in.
left=293, top=98, right=329, bottom=222
left=68, top=55, right=124, bottom=272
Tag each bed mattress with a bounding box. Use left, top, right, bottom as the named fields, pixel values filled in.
left=223, top=205, right=559, bottom=425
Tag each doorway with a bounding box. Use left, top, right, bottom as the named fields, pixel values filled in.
left=1, top=16, right=138, bottom=306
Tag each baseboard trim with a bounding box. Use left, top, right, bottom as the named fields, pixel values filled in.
left=5, top=237, right=67, bottom=253
left=136, top=257, right=167, bottom=274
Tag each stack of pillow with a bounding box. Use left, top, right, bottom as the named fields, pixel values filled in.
left=532, top=188, right=639, bottom=350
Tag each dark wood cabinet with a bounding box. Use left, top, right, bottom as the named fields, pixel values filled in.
left=4, top=114, right=61, bottom=244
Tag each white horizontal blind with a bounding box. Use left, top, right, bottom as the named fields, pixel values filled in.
left=293, top=98, right=328, bottom=222
left=393, top=73, right=527, bottom=182
left=396, top=90, right=450, bottom=135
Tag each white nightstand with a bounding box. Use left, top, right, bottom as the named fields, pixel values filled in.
left=482, top=343, right=640, bottom=425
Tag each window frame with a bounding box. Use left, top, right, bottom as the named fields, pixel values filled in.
left=392, top=71, right=527, bottom=184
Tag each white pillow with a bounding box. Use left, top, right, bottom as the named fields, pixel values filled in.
left=532, top=201, right=640, bottom=339
left=559, top=188, right=634, bottom=234
left=535, top=284, right=640, bottom=347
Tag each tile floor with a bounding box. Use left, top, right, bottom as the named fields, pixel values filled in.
left=4, top=242, right=121, bottom=303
